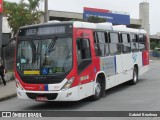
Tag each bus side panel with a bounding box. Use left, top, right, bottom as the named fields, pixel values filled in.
left=69, top=28, right=79, bottom=88
left=139, top=50, right=149, bottom=76
left=142, top=34, right=149, bottom=66
left=100, top=56, right=116, bottom=89
left=115, top=55, right=124, bottom=85
left=121, top=53, right=133, bottom=83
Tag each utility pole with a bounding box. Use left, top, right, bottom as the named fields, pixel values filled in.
left=44, top=0, right=49, bottom=22
left=0, top=0, right=3, bottom=60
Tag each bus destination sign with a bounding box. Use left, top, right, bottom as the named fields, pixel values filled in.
left=19, top=26, right=66, bottom=36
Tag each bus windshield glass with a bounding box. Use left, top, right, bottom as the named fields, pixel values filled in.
left=16, top=37, right=72, bottom=76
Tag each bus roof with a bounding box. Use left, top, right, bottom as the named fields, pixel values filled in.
left=113, top=25, right=147, bottom=34
left=19, top=21, right=74, bottom=29
left=73, top=21, right=113, bottom=31
left=19, top=21, right=113, bottom=31
left=19, top=21, right=147, bottom=34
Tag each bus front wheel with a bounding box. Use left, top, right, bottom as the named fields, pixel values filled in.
left=91, top=78, right=103, bottom=101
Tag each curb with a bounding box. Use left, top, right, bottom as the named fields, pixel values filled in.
left=0, top=93, right=17, bottom=102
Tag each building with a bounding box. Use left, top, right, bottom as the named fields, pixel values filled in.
left=2, top=17, right=11, bottom=46
left=42, top=2, right=160, bottom=49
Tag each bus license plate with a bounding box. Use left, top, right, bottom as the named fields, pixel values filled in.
left=36, top=97, right=48, bottom=101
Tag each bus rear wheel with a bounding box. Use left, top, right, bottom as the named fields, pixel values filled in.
left=130, top=67, right=138, bottom=85
left=91, top=78, right=103, bottom=101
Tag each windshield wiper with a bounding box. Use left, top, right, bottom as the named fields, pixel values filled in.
left=45, top=36, right=58, bottom=55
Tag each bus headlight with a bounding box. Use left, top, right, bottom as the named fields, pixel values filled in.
left=61, top=77, right=75, bottom=91
left=16, top=79, right=24, bottom=90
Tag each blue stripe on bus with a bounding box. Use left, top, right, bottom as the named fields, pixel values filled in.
left=114, top=56, right=117, bottom=74
left=45, top=84, right=48, bottom=91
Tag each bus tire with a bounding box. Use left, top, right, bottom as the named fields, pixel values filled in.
left=91, top=77, right=103, bottom=101
left=130, top=67, right=138, bottom=85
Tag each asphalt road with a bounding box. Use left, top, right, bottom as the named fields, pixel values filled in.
left=0, top=60, right=160, bottom=120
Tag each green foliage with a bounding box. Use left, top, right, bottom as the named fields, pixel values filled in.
left=150, top=41, right=160, bottom=50
left=150, top=41, right=157, bottom=50
left=3, top=0, right=44, bottom=36
left=87, top=16, right=106, bottom=23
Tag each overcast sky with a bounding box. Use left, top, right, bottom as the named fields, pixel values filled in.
left=5, top=0, right=159, bottom=35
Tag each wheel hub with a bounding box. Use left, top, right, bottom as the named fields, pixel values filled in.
left=95, top=82, right=101, bottom=96
left=133, top=70, right=137, bottom=82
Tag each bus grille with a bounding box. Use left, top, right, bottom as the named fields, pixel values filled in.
left=26, top=93, right=58, bottom=100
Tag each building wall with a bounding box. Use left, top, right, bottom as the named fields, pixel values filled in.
left=2, top=33, right=11, bottom=46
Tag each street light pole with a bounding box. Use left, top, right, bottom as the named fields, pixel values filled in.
left=44, top=0, right=49, bottom=22
left=0, top=0, right=3, bottom=60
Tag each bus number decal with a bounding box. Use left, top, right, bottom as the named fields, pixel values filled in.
left=80, top=75, right=89, bottom=81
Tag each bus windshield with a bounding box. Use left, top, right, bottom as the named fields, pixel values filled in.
left=16, top=37, right=72, bottom=76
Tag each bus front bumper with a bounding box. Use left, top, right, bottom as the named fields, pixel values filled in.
left=16, top=86, right=80, bottom=101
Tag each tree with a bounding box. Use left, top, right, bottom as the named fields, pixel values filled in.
left=157, top=42, right=160, bottom=48
left=22, top=0, right=44, bottom=24
left=150, top=41, right=159, bottom=50
left=87, top=16, right=107, bottom=23
left=3, top=0, right=43, bottom=36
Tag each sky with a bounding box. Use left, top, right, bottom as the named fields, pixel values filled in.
left=5, top=0, right=160, bottom=35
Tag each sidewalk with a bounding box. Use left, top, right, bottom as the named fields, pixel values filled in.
left=0, top=80, right=17, bottom=102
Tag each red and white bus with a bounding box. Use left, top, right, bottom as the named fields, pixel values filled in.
left=15, top=21, right=149, bottom=101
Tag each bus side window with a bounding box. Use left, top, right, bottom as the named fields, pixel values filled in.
left=94, top=32, right=102, bottom=56
left=130, top=34, right=139, bottom=52
left=121, top=33, right=131, bottom=53
left=76, top=39, right=91, bottom=61
left=138, top=34, right=147, bottom=51
left=109, top=32, right=121, bottom=55
left=94, top=32, right=109, bottom=56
